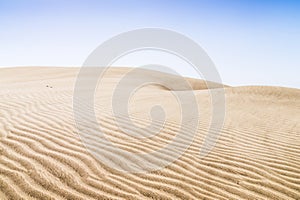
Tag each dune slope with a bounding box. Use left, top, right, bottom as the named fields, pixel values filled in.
left=0, top=67, right=299, bottom=200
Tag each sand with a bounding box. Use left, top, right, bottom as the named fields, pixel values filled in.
left=0, top=67, right=299, bottom=199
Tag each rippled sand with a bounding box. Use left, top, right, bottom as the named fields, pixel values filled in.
left=0, top=67, right=299, bottom=199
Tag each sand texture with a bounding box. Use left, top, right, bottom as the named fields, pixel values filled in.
left=0, top=67, right=299, bottom=199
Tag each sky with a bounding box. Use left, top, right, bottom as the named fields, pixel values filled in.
left=0, top=0, right=299, bottom=88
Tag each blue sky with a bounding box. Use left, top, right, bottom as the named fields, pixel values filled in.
left=0, top=0, right=299, bottom=88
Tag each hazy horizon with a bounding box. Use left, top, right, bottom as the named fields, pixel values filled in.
left=0, top=0, right=299, bottom=88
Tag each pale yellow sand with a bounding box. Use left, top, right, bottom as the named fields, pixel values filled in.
left=0, top=67, right=299, bottom=199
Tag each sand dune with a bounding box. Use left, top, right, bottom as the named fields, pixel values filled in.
left=0, top=67, right=299, bottom=199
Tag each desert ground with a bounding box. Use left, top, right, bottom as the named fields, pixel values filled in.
left=0, top=67, right=299, bottom=199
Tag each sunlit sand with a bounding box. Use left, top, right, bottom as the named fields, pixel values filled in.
left=0, top=67, right=299, bottom=199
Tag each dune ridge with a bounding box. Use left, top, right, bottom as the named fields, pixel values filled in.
left=0, top=67, right=299, bottom=200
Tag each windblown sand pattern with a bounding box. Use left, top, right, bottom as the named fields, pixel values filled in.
left=0, top=67, right=299, bottom=199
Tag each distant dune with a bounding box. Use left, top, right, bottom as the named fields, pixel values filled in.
left=0, top=67, right=299, bottom=199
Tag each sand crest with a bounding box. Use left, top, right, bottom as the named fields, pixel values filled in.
left=0, top=67, right=299, bottom=199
